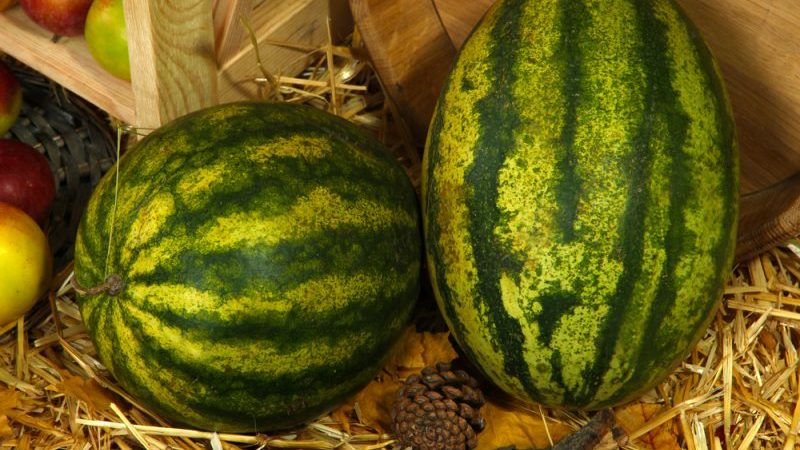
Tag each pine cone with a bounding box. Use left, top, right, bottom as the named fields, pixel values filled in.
left=392, top=362, right=486, bottom=450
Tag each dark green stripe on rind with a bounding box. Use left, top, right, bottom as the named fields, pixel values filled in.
left=95, top=128, right=413, bottom=283
left=535, top=0, right=592, bottom=403
left=127, top=267, right=420, bottom=345
left=619, top=0, right=738, bottom=404
left=577, top=0, right=671, bottom=405
left=554, top=0, right=585, bottom=243
left=464, top=0, right=541, bottom=399
left=80, top=279, right=416, bottom=431
left=421, top=0, right=498, bottom=398
left=129, top=219, right=417, bottom=294
left=633, top=15, right=691, bottom=389
left=613, top=0, right=688, bottom=404
left=675, top=1, right=738, bottom=296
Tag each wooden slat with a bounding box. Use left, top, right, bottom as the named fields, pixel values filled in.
left=0, top=6, right=135, bottom=124
left=431, top=0, right=493, bottom=48
left=217, top=0, right=328, bottom=104
left=213, top=0, right=253, bottom=65
left=124, top=0, right=218, bottom=131
left=216, top=0, right=324, bottom=67
left=350, top=0, right=455, bottom=146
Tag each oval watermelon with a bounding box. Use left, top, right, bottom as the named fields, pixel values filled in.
left=423, top=0, right=737, bottom=409
left=74, top=102, right=421, bottom=431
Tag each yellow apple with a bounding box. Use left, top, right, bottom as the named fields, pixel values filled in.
left=0, top=202, right=51, bottom=326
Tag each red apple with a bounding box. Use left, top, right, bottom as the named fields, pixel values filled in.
left=0, top=202, right=52, bottom=327
left=20, top=0, right=93, bottom=36
left=0, top=139, right=56, bottom=226
left=84, top=0, right=130, bottom=81
left=0, top=60, right=22, bottom=136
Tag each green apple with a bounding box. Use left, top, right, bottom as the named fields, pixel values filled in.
left=84, top=0, right=130, bottom=81
left=0, top=60, right=22, bottom=136
left=0, top=202, right=51, bottom=327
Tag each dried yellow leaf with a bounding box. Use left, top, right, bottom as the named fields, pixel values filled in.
left=350, top=374, right=400, bottom=433
left=0, top=388, right=20, bottom=416
left=0, top=415, right=12, bottom=439
left=615, top=403, right=681, bottom=450
left=386, top=326, right=459, bottom=376
left=51, top=372, right=114, bottom=412
left=477, top=400, right=573, bottom=449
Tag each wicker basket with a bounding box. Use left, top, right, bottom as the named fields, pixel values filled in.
left=2, top=57, right=118, bottom=273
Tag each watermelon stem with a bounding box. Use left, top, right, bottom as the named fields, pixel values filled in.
left=71, top=274, right=125, bottom=297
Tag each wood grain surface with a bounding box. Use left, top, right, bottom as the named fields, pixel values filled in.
left=124, top=0, right=218, bottom=132
left=350, top=0, right=456, bottom=146
left=217, top=0, right=329, bottom=104
left=213, top=0, right=254, bottom=65
left=431, top=0, right=494, bottom=48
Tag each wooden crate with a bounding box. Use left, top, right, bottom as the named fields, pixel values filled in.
left=0, top=0, right=350, bottom=131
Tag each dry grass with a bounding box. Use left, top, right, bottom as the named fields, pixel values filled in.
left=3, top=19, right=800, bottom=450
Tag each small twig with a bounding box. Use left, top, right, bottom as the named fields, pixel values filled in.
left=325, top=17, right=338, bottom=115
left=539, top=404, right=554, bottom=447
left=257, top=38, right=355, bottom=59
left=110, top=403, right=152, bottom=449
left=16, top=316, right=25, bottom=380
left=497, top=409, right=616, bottom=450
left=267, top=75, right=367, bottom=91
left=547, top=409, right=614, bottom=450
left=47, top=291, right=64, bottom=338
left=241, top=16, right=283, bottom=101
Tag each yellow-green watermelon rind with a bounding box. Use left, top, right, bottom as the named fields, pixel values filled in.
left=423, top=0, right=737, bottom=410
left=74, top=102, right=421, bottom=432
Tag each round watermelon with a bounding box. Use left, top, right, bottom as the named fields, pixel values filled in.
left=74, top=102, right=421, bottom=431
left=423, top=0, right=738, bottom=409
